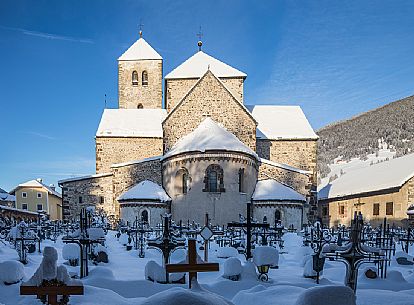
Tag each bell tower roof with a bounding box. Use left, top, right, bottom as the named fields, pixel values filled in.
left=118, top=37, right=162, bottom=61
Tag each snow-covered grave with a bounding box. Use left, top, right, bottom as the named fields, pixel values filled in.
left=2, top=217, right=414, bottom=304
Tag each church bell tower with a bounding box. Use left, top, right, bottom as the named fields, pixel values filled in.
left=117, top=31, right=163, bottom=109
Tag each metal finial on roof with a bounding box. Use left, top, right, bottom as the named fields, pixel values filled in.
left=139, top=20, right=144, bottom=38
left=196, top=26, right=203, bottom=51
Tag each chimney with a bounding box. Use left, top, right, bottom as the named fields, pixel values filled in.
left=49, top=184, right=56, bottom=191
left=36, top=178, right=43, bottom=184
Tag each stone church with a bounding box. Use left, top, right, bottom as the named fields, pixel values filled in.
left=59, top=33, right=318, bottom=228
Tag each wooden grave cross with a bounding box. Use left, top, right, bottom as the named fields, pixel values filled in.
left=166, top=239, right=219, bottom=288
left=20, top=284, right=84, bottom=305
left=227, top=201, right=269, bottom=259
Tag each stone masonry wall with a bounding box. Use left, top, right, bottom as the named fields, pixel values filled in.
left=96, top=137, right=163, bottom=174
left=118, top=60, right=162, bottom=109
left=163, top=70, right=256, bottom=152
left=112, top=159, right=162, bottom=216
left=60, top=174, right=114, bottom=221
left=258, top=163, right=310, bottom=196
left=257, top=139, right=317, bottom=185
left=165, top=77, right=244, bottom=113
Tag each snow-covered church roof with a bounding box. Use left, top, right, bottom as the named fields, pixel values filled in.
left=118, top=37, right=162, bottom=61
left=252, top=179, right=306, bottom=202
left=162, top=117, right=258, bottom=160
left=247, top=105, right=318, bottom=140
left=319, top=153, right=414, bottom=200
left=96, top=109, right=167, bottom=138
left=118, top=180, right=171, bottom=202
left=165, top=51, right=246, bottom=79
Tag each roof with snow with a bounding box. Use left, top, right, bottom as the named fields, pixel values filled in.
left=260, top=158, right=311, bottom=175
left=118, top=37, right=162, bottom=61
left=319, top=153, right=414, bottom=200
left=0, top=188, right=15, bottom=202
left=247, top=105, right=318, bottom=140
left=10, top=179, right=61, bottom=198
left=252, top=179, right=306, bottom=202
left=58, top=173, right=113, bottom=184
left=162, top=118, right=258, bottom=160
left=96, top=109, right=167, bottom=138
left=165, top=51, right=246, bottom=79
left=118, top=180, right=171, bottom=202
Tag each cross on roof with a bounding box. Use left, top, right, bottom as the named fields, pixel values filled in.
left=196, top=26, right=203, bottom=51
left=166, top=239, right=219, bottom=288
left=20, top=284, right=84, bottom=305
left=139, top=20, right=144, bottom=38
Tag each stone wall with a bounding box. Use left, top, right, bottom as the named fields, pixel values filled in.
left=257, top=139, right=317, bottom=185
left=163, top=152, right=258, bottom=225
left=258, top=162, right=311, bottom=196
left=120, top=202, right=169, bottom=227
left=112, top=159, right=162, bottom=216
left=163, top=70, right=257, bottom=152
left=165, top=76, right=244, bottom=113
left=118, top=60, right=162, bottom=109
left=60, top=174, right=114, bottom=221
left=96, top=137, right=163, bottom=174
left=253, top=203, right=305, bottom=229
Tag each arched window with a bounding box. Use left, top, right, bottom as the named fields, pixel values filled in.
left=203, top=164, right=225, bottom=193
left=238, top=168, right=245, bottom=193
left=137, top=103, right=143, bottom=109
left=175, top=168, right=190, bottom=194
left=275, top=210, right=281, bottom=224
left=142, top=71, right=148, bottom=86
left=141, top=210, right=149, bottom=223
left=132, top=71, right=138, bottom=85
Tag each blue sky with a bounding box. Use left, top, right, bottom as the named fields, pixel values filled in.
left=1, top=0, right=413, bottom=191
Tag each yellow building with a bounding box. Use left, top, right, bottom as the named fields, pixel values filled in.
left=319, top=153, right=414, bottom=227
left=10, top=179, right=62, bottom=220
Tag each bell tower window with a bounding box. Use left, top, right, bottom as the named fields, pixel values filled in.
left=132, top=71, right=138, bottom=85
left=142, top=71, right=148, bottom=86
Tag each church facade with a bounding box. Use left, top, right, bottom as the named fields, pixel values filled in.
left=59, top=34, right=318, bottom=228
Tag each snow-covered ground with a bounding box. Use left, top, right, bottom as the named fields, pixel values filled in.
left=1, top=232, right=414, bottom=304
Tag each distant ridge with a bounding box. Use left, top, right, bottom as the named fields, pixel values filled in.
left=317, top=94, right=414, bottom=180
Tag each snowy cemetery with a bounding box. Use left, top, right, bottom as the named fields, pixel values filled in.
left=3, top=208, right=414, bottom=304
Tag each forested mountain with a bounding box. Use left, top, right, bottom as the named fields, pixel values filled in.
left=317, top=95, right=414, bottom=181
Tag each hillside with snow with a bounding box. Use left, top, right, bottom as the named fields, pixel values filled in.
left=317, top=95, right=414, bottom=184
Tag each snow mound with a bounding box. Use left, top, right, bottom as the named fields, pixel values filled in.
left=88, top=267, right=114, bottom=279
left=145, top=260, right=184, bottom=283
left=0, top=261, right=25, bottom=284
left=303, top=255, right=323, bottom=278
left=62, top=243, right=80, bottom=260
left=223, top=258, right=242, bottom=277
left=386, top=271, right=407, bottom=283
left=140, top=280, right=234, bottom=305
left=294, top=285, right=356, bottom=305
left=217, top=247, right=239, bottom=258
left=119, top=233, right=130, bottom=245
left=93, top=244, right=108, bottom=256
left=88, top=228, right=105, bottom=240
left=253, top=246, right=279, bottom=267
left=240, top=261, right=257, bottom=280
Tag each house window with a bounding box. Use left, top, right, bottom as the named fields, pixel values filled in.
left=386, top=202, right=393, bottom=215
left=339, top=205, right=345, bottom=216
left=37, top=204, right=43, bottom=211
left=22, top=203, right=28, bottom=210
left=22, top=192, right=27, bottom=198
left=79, top=196, right=83, bottom=204
left=37, top=192, right=42, bottom=198
left=137, top=103, right=143, bottom=109
left=238, top=168, right=245, bottom=193
left=99, top=196, right=104, bottom=204
left=132, top=71, right=138, bottom=85
left=373, top=203, right=380, bottom=216
left=142, top=71, right=148, bottom=86
left=322, top=206, right=328, bottom=217
left=203, top=164, right=225, bottom=193
left=141, top=210, right=149, bottom=222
